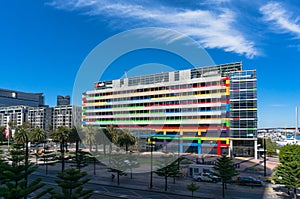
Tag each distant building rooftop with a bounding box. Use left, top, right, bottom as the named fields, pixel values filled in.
left=0, top=88, right=44, bottom=107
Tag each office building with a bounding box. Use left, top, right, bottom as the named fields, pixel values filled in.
left=82, top=62, right=257, bottom=157
left=57, top=95, right=70, bottom=106
left=0, top=88, right=44, bottom=107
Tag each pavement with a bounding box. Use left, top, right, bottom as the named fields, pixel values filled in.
left=31, top=154, right=284, bottom=199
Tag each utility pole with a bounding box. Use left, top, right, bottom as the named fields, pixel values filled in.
left=264, top=130, right=267, bottom=177
left=6, top=116, right=10, bottom=148
left=296, top=107, right=299, bottom=139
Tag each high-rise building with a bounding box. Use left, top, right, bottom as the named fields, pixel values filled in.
left=0, top=88, right=44, bottom=107
left=52, top=105, right=81, bottom=129
left=57, top=95, right=71, bottom=106
left=28, top=106, right=53, bottom=131
left=83, top=62, right=257, bottom=158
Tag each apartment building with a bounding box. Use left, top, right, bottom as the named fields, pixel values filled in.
left=0, top=106, right=29, bottom=128
left=28, top=106, right=53, bottom=131
left=52, top=105, right=81, bottom=129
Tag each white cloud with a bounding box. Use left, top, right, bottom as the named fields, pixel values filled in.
left=260, top=2, right=300, bottom=38
left=48, top=0, right=258, bottom=58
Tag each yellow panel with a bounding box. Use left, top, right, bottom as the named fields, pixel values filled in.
left=201, top=137, right=229, bottom=141
left=226, top=80, right=230, bottom=84
left=226, top=88, right=230, bottom=95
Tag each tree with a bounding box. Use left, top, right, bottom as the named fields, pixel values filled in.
left=124, top=153, right=140, bottom=179
left=107, top=154, right=128, bottom=185
left=40, top=152, right=56, bottom=175
left=106, top=125, right=118, bottom=154
left=31, top=127, right=46, bottom=145
left=69, top=127, right=82, bottom=160
left=71, top=150, right=89, bottom=172
left=51, top=126, right=71, bottom=172
left=154, top=155, right=179, bottom=191
left=278, top=144, right=300, bottom=163
left=274, top=145, right=300, bottom=198
left=31, top=127, right=46, bottom=163
left=50, top=168, right=93, bottom=199
left=274, top=161, right=300, bottom=199
left=94, top=128, right=105, bottom=153
left=0, top=145, right=51, bottom=199
left=258, top=138, right=278, bottom=156
left=14, top=122, right=31, bottom=194
left=213, top=155, right=238, bottom=198
left=116, top=130, right=136, bottom=153
left=84, top=126, right=96, bottom=152
left=14, top=122, right=31, bottom=162
left=187, top=182, right=199, bottom=199
left=0, top=126, right=6, bottom=145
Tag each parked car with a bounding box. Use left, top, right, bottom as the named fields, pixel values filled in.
left=237, top=176, right=263, bottom=186
left=193, top=172, right=220, bottom=183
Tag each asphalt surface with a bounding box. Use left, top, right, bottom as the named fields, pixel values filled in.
left=27, top=159, right=284, bottom=199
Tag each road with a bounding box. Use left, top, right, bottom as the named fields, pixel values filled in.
left=29, top=165, right=272, bottom=199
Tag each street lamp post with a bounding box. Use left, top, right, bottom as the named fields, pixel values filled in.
left=150, top=142, right=153, bottom=189
left=177, top=137, right=180, bottom=171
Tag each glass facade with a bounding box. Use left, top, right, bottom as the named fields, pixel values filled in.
left=82, top=62, right=257, bottom=157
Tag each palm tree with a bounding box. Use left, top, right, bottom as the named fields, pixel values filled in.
left=14, top=122, right=31, bottom=198
left=106, top=125, right=118, bottom=154
left=14, top=122, right=31, bottom=162
left=117, top=130, right=136, bottom=153
left=0, top=126, right=6, bottom=144
left=68, top=126, right=81, bottom=158
left=30, top=127, right=46, bottom=164
left=84, top=126, right=96, bottom=152
left=51, top=126, right=70, bottom=172
left=31, top=127, right=46, bottom=144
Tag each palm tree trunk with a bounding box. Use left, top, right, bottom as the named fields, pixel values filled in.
left=294, top=188, right=297, bottom=199
left=25, top=141, right=29, bottom=199
left=75, top=140, right=79, bottom=158
left=117, top=172, right=120, bottom=185
left=165, top=175, right=168, bottom=191
left=61, top=139, right=65, bottom=172
left=65, top=141, right=68, bottom=152
left=222, top=182, right=225, bottom=198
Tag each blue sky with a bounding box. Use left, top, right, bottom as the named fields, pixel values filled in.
left=0, top=0, right=300, bottom=128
